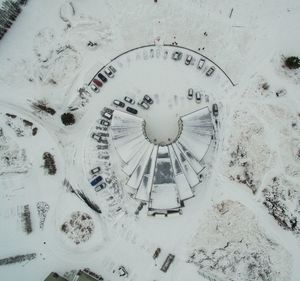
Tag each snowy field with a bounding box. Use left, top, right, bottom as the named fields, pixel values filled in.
left=0, top=0, right=300, bottom=281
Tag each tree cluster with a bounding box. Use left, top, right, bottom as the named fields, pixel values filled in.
left=61, top=112, right=75, bottom=126
left=0, top=253, right=36, bottom=266
left=31, top=100, right=56, bottom=115
left=0, top=0, right=27, bottom=40
left=284, top=56, right=300, bottom=70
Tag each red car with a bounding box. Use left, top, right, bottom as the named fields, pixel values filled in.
left=93, top=79, right=103, bottom=87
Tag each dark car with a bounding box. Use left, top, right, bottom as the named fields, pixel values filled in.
left=92, top=79, right=103, bottom=87
left=212, top=103, right=218, bottom=117
left=143, top=94, right=153, bottom=104
left=126, top=106, right=138, bottom=114
left=113, top=99, right=125, bottom=107
left=97, top=72, right=107, bottom=83
left=90, top=175, right=103, bottom=187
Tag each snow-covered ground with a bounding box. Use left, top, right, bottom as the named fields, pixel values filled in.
left=0, top=0, right=300, bottom=280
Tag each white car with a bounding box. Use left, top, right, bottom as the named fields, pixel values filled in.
left=206, top=66, right=215, bottom=76
left=124, top=96, right=135, bottom=104
left=138, top=100, right=150, bottom=109
left=102, top=111, right=113, bottom=120
left=185, top=55, right=192, bottom=65
left=195, top=92, right=201, bottom=103
left=104, top=67, right=114, bottom=78
left=109, top=65, right=117, bottom=73
left=90, top=84, right=99, bottom=93
left=113, top=99, right=125, bottom=107
left=198, top=58, right=205, bottom=69
left=187, top=88, right=193, bottom=100
left=172, top=51, right=182, bottom=61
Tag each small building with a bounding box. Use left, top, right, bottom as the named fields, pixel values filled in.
left=44, top=272, right=68, bottom=281
left=74, top=269, right=103, bottom=281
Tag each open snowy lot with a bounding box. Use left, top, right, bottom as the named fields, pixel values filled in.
left=0, top=0, right=300, bottom=281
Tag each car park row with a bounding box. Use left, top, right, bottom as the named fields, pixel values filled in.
left=171, top=50, right=216, bottom=76
left=89, top=48, right=216, bottom=94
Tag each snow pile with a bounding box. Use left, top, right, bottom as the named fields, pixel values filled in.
left=36, top=201, right=49, bottom=230
left=60, top=211, right=95, bottom=245
left=33, top=28, right=81, bottom=87
left=187, top=200, right=292, bottom=281
left=225, top=109, right=272, bottom=193
left=0, top=128, right=31, bottom=176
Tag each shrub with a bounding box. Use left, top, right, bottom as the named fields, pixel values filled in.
left=284, top=56, right=300, bottom=69
left=42, top=152, right=57, bottom=175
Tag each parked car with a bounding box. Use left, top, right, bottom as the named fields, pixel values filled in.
left=187, top=88, right=193, bottom=100
left=212, top=103, right=218, bottom=117
left=92, top=79, right=103, bottom=87
left=118, top=266, right=128, bottom=277
left=97, top=144, right=108, bottom=150
left=99, top=119, right=110, bottom=127
left=103, top=107, right=114, bottom=114
left=95, top=182, right=106, bottom=192
left=104, top=67, right=114, bottom=78
left=97, top=132, right=109, bottom=138
left=90, top=166, right=101, bottom=175
left=102, top=111, right=113, bottom=120
left=124, top=96, right=135, bottom=104
left=97, top=72, right=107, bottom=83
left=126, top=106, right=138, bottom=115
left=98, top=136, right=108, bottom=144
left=206, top=66, right=215, bottom=76
left=138, top=100, right=150, bottom=109
left=91, top=132, right=101, bottom=142
left=90, top=84, right=99, bottom=93
left=90, top=175, right=103, bottom=187
left=109, top=65, right=117, bottom=73
left=198, top=58, right=205, bottom=69
left=143, top=94, right=153, bottom=104
left=185, top=55, right=192, bottom=65
left=172, top=51, right=182, bottom=61
left=195, top=92, right=201, bottom=103
left=113, top=99, right=125, bottom=107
